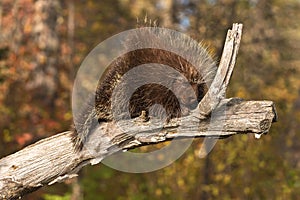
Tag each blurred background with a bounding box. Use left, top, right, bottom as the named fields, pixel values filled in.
left=0, top=0, right=300, bottom=199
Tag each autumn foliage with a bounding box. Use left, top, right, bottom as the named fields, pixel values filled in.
left=0, top=0, right=300, bottom=199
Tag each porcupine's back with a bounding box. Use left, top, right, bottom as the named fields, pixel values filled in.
left=95, top=27, right=217, bottom=122
left=72, top=26, right=217, bottom=150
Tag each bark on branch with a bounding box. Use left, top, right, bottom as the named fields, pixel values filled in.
left=0, top=23, right=278, bottom=199
left=198, top=23, right=242, bottom=117
left=0, top=98, right=277, bottom=199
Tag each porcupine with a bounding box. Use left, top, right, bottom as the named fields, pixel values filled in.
left=72, top=25, right=217, bottom=150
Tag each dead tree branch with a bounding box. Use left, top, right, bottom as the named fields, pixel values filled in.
left=198, top=23, right=243, bottom=117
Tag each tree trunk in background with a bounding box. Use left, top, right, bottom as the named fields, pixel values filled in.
left=201, top=155, right=211, bottom=200
left=70, top=177, right=83, bottom=200
left=10, top=0, right=21, bottom=54
left=67, top=1, right=83, bottom=198
left=0, top=2, right=2, bottom=32
left=28, top=0, right=61, bottom=108
left=67, top=0, right=74, bottom=69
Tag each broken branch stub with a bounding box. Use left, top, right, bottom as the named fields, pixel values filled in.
left=198, top=23, right=243, bottom=117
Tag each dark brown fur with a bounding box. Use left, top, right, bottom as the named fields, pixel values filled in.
left=96, top=48, right=209, bottom=121
left=72, top=27, right=217, bottom=150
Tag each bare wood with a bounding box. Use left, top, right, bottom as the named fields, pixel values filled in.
left=198, top=23, right=243, bottom=117
left=103, top=98, right=277, bottom=147
left=222, top=24, right=243, bottom=93
left=0, top=98, right=277, bottom=199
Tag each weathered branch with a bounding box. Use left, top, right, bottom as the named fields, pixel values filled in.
left=198, top=23, right=243, bottom=117
left=0, top=98, right=277, bottom=199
